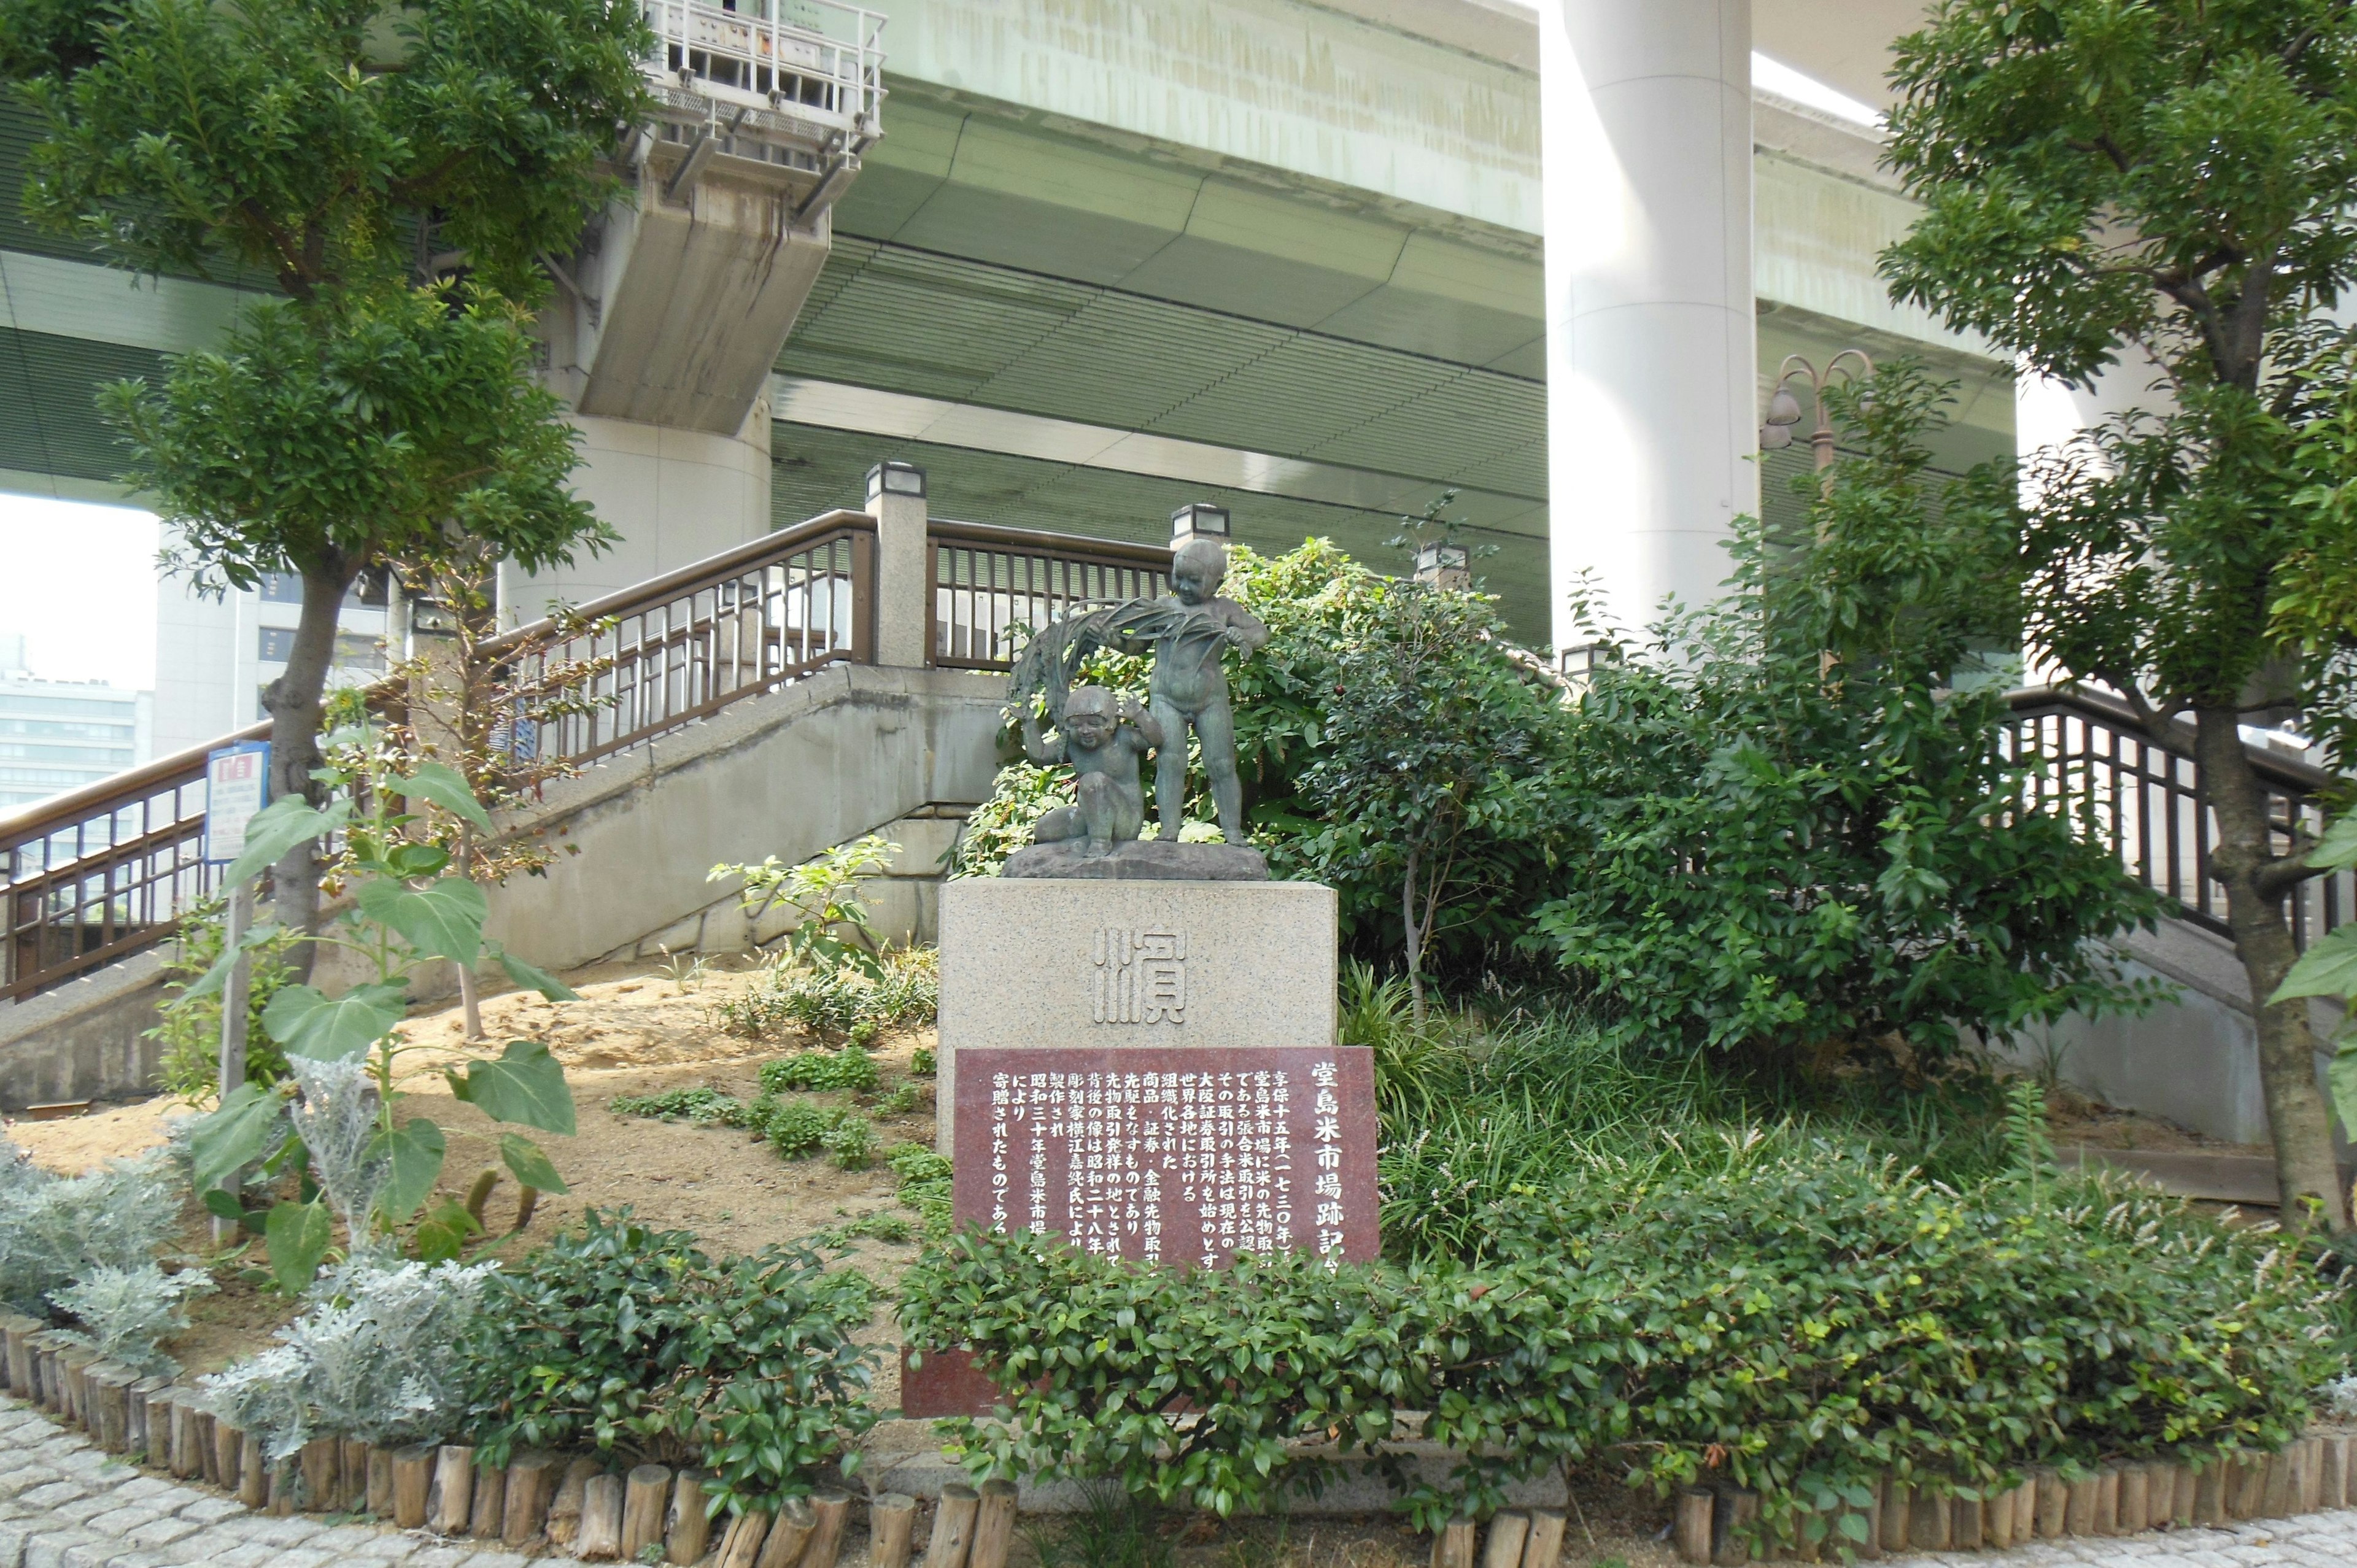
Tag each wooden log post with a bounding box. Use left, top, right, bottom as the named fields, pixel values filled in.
left=578, top=1472, right=627, bottom=1562
left=665, top=1469, right=714, bottom=1566
left=36, top=1342, right=63, bottom=1415
left=505, top=1452, right=560, bottom=1547
left=1674, top=1491, right=1714, bottom=1564
left=471, top=1462, right=509, bottom=1538
left=1907, top=1488, right=1948, bottom=1551
left=970, top=1480, right=1019, bottom=1568
left=1522, top=1508, right=1566, bottom=1567
left=268, top=1458, right=297, bottom=1516
left=2116, top=1465, right=2149, bottom=1535
left=1482, top=1512, right=1530, bottom=1568
left=300, top=1435, right=339, bottom=1512
left=621, top=1464, right=672, bottom=1560
left=924, top=1483, right=981, bottom=1568
left=1984, top=1485, right=2014, bottom=1550
left=234, top=1434, right=269, bottom=1510
left=2300, top=1435, right=2326, bottom=1513
left=716, top=1509, right=772, bottom=1568
left=167, top=1394, right=204, bottom=1479
left=2062, top=1473, right=2098, bottom=1536
left=805, top=1490, right=851, bottom=1568
left=2094, top=1466, right=2120, bottom=1535
left=392, top=1444, right=436, bottom=1530
left=368, top=1445, right=395, bottom=1516
left=57, top=1349, right=93, bottom=1426
left=427, top=1445, right=475, bottom=1535
left=1, top=1318, right=31, bottom=1394
left=2169, top=1462, right=2196, bottom=1526
left=1430, top=1517, right=1477, bottom=1568
left=2325, top=1435, right=2352, bottom=1510
left=88, top=1367, right=133, bottom=1453
left=199, top=1411, right=229, bottom=1488
left=756, top=1496, right=816, bottom=1568
left=869, top=1493, right=919, bottom=1568
left=337, top=1439, right=368, bottom=1512
left=130, top=1377, right=169, bottom=1460
left=1710, top=1490, right=1759, bottom=1567
left=1876, top=1484, right=1910, bottom=1553
left=547, top=1457, right=601, bottom=1549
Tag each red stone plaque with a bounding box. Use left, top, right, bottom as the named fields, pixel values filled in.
left=951, top=1046, right=1380, bottom=1268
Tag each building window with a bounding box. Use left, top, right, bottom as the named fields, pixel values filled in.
left=261, top=573, right=304, bottom=604
left=332, top=632, right=386, bottom=672
left=258, top=627, right=297, bottom=662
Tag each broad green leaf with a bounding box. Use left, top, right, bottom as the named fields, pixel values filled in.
left=223, top=797, right=352, bottom=890
left=262, top=981, right=409, bottom=1059
left=395, top=760, right=494, bottom=833
left=265, top=1200, right=332, bottom=1291
left=2268, top=925, right=2357, bottom=1004
left=498, top=1131, right=568, bottom=1194
left=358, top=876, right=487, bottom=964
left=491, top=944, right=580, bottom=1002
left=447, top=1039, right=575, bottom=1135
left=2331, top=1045, right=2357, bottom=1143
left=2310, top=811, right=2357, bottom=873
left=372, top=1116, right=449, bottom=1226
left=191, top=1081, right=285, bottom=1194
left=174, top=920, right=288, bottom=1003
left=412, top=1199, right=483, bottom=1264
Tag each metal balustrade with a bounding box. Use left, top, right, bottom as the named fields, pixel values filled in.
left=2, top=511, right=878, bottom=1003
left=928, top=519, right=1174, bottom=672
left=2003, top=686, right=2351, bottom=949
left=643, top=0, right=885, bottom=135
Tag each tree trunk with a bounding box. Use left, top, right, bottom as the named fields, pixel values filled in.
left=1401, top=847, right=1426, bottom=1024
left=268, top=560, right=360, bottom=979
left=2194, top=706, right=2348, bottom=1229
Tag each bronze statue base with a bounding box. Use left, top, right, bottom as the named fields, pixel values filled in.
left=1002, top=839, right=1269, bottom=881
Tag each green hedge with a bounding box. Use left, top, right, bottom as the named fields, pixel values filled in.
left=900, top=1145, right=2340, bottom=1548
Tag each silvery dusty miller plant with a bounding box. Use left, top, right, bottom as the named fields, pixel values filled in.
left=204, top=1257, right=498, bottom=1464
left=51, top=1264, right=217, bottom=1377
left=0, top=1139, right=180, bottom=1316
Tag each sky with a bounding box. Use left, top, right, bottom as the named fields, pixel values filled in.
left=0, top=492, right=160, bottom=692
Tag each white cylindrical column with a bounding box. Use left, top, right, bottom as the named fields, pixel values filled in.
left=1541, top=0, right=1757, bottom=649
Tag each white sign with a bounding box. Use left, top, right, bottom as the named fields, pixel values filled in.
left=203, top=742, right=271, bottom=866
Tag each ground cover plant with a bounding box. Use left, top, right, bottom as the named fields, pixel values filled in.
left=460, top=1210, right=880, bottom=1516
left=904, top=1128, right=2342, bottom=1551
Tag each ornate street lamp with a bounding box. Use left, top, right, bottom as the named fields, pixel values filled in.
left=1760, top=349, right=1875, bottom=474
left=1169, top=503, right=1231, bottom=548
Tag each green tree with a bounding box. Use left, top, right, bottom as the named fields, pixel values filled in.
left=1533, top=368, right=2162, bottom=1070
left=1293, top=579, right=1557, bottom=1021
left=0, top=0, right=648, bottom=957
left=1880, top=0, right=2357, bottom=1224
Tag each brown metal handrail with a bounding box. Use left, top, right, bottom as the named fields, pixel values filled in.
left=2004, top=685, right=2351, bottom=949
left=3, top=510, right=878, bottom=1002
left=928, top=518, right=1173, bottom=671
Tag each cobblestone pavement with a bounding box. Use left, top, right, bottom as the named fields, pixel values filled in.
left=0, top=1399, right=553, bottom=1568
left=1876, top=1509, right=2357, bottom=1568
left=6, top=1393, right=2357, bottom=1568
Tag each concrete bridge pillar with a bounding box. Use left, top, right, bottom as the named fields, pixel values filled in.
left=1540, top=0, right=1757, bottom=649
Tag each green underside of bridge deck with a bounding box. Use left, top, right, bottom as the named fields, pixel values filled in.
left=0, top=326, right=160, bottom=484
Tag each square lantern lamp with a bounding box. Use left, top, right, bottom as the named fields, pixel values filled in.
left=1169, top=502, right=1231, bottom=548
left=1413, top=539, right=1471, bottom=591
left=866, top=460, right=926, bottom=505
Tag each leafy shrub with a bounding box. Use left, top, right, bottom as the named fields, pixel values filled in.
left=751, top=1100, right=874, bottom=1169
left=51, top=1264, right=215, bottom=1377
left=0, top=1142, right=181, bottom=1316
left=888, top=1143, right=953, bottom=1236
left=204, top=1257, right=497, bottom=1463
left=463, top=1211, right=878, bottom=1513
left=762, top=1046, right=881, bottom=1094
left=716, top=949, right=939, bottom=1045
left=873, top=1084, right=923, bottom=1118
left=950, top=762, right=1072, bottom=877
left=608, top=1086, right=746, bottom=1125
left=1533, top=372, right=2164, bottom=1064
left=810, top=1211, right=913, bottom=1250
left=904, top=1145, right=2340, bottom=1543
left=149, top=890, right=298, bottom=1102
left=911, top=1046, right=936, bottom=1076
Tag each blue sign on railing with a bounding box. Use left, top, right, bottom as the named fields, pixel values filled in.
left=203, top=741, right=272, bottom=866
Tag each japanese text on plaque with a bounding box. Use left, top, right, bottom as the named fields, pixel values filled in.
left=986, top=1064, right=1350, bottom=1267
left=1091, top=927, right=1187, bottom=1024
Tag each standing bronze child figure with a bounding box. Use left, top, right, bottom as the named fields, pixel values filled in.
left=1142, top=539, right=1269, bottom=841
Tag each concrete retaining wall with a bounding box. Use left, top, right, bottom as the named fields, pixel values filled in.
left=0, top=663, right=1008, bottom=1110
